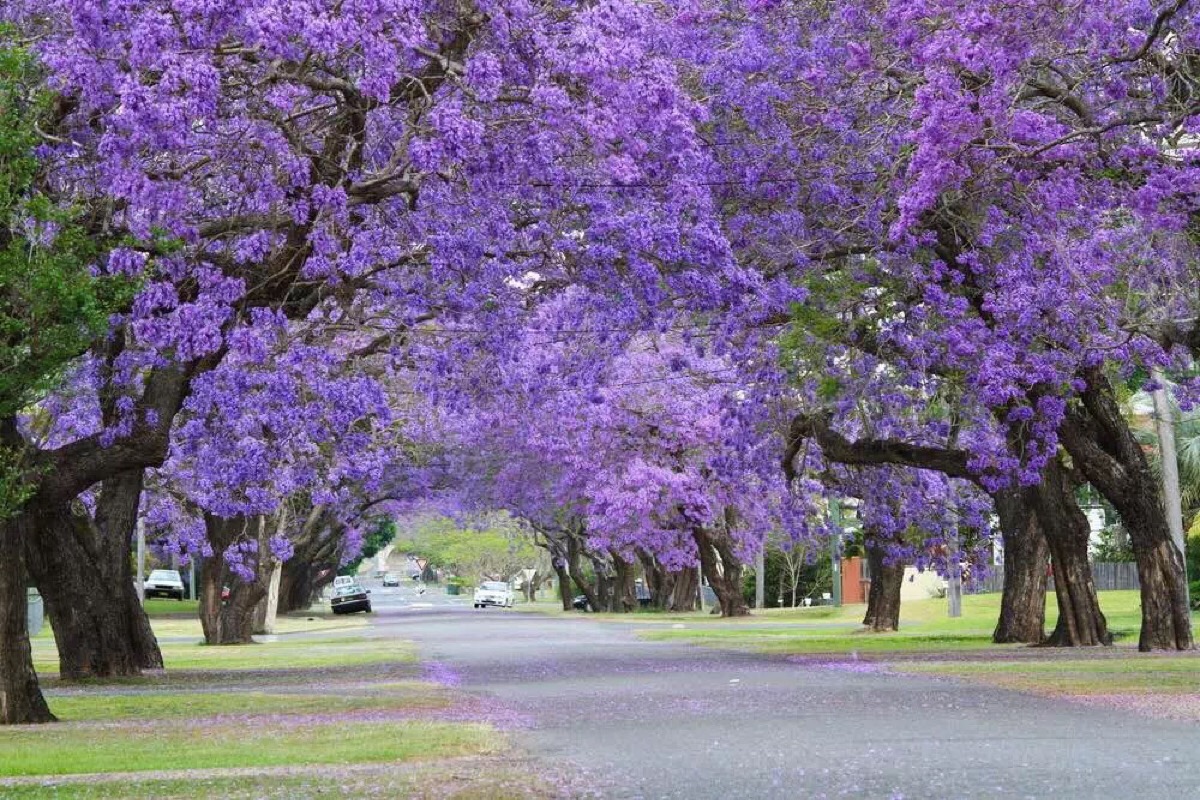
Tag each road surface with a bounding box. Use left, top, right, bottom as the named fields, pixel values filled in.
left=364, top=599, right=1200, bottom=799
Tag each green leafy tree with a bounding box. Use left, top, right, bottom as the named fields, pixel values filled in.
left=396, top=514, right=539, bottom=587
left=0, top=35, right=132, bottom=516
left=340, top=517, right=397, bottom=576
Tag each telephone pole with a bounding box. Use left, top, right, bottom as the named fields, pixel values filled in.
left=754, top=548, right=765, bottom=610
left=1152, top=368, right=1191, bottom=611
left=135, top=517, right=146, bottom=607
left=830, top=498, right=842, bottom=607
left=947, top=492, right=962, bottom=617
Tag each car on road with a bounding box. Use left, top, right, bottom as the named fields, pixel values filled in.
left=473, top=581, right=514, bottom=609
left=382, top=573, right=400, bottom=587
left=144, top=569, right=185, bottom=601
left=331, top=581, right=372, bottom=614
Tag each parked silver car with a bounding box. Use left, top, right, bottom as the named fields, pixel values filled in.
left=144, top=569, right=185, bottom=601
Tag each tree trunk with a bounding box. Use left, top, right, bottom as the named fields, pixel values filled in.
left=253, top=561, right=283, bottom=635
left=1060, top=371, right=1191, bottom=651
left=862, top=535, right=903, bottom=632
left=553, top=562, right=573, bottom=610
left=278, top=561, right=315, bottom=614
left=640, top=552, right=668, bottom=609
left=201, top=515, right=278, bottom=645
left=693, top=526, right=750, bottom=617
left=1034, top=462, right=1110, bottom=647
left=592, top=562, right=615, bottom=612
left=566, top=536, right=600, bottom=612
left=666, top=567, right=699, bottom=612
left=992, top=488, right=1049, bottom=644
left=0, top=512, right=55, bottom=724
left=611, top=553, right=636, bottom=613
left=25, top=477, right=162, bottom=679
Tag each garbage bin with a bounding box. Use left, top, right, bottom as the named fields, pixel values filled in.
left=446, top=584, right=460, bottom=596
left=26, top=588, right=43, bottom=637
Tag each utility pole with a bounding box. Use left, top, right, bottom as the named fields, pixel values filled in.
left=1152, top=367, right=1191, bottom=611
left=947, top=493, right=962, bottom=618
left=754, top=547, right=765, bottom=610
left=830, top=498, right=842, bottom=607
left=135, top=517, right=146, bottom=607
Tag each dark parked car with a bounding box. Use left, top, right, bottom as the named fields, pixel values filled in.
left=331, top=582, right=372, bottom=614
left=573, top=594, right=591, bottom=611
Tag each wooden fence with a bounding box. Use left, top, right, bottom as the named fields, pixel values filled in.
left=966, top=561, right=1140, bottom=594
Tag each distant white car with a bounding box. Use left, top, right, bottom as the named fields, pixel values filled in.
left=144, top=569, right=185, bottom=601
left=473, top=581, right=514, bottom=609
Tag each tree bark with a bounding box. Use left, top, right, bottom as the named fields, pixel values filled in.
left=24, top=477, right=162, bottom=679
left=553, top=562, right=573, bottom=610
left=611, top=553, right=637, bottom=613
left=1060, top=370, right=1191, bottom=651
left=992, top=488, right=1049, bottom=644
left=201, top=514, right=284, bottom=645
left=862, top=535, right=903, bottom=632
left=0, top=512, right=55, bottom=724
left=693, top=525, right=750, bottom=617
left=566, top=535, right=600, bottom=612
left=666, top=567, right=700, bottom=612
left=277, top=508, right=341, bottom=614
left=1033, top=461, right=1110, bottom=647
left=253, top=561, right=283, bottom=635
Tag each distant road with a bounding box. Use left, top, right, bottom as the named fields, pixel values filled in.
left=368, top=603, right=1200, bottom=799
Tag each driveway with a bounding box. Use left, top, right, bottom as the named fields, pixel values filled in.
left=368, top=607, right=1200, bottom=799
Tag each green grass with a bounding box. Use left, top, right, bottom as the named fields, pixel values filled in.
left=0, top=638, right=508, bottom=786
left=637, top=591, right=1190, bottom=656
left=0, top=721, right=497, bottom=777
left=899, top=655, right=1200, bottom=695
left=142, top=598, right=199, bottom=617
left=31, top=636, right=413, bottom=674
left=0, top=758, right=563, bottom=799
left=44, top=683, right=449, bottom=722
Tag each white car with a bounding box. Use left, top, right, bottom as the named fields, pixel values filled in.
left=473, top=581, right=514, bottom=609
left=144, top=569, right=185, bottom=601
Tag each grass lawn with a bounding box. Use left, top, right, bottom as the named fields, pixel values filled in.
left=44, top=682, right=449, bottom=722
left=0, top=758, right=567, bottom=799
left=30, top=635, right=412, bottom=673
left=623, top=589, right=1200, bottom=721
left=634, top=590, right=1193, bottom=654
left=0, top=720, right=495, bottom=777
left=898, top=655, right=1200, bottom=694
left=1, top=632, right=555, bottom=798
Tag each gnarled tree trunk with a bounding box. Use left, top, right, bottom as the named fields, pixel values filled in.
left=693, top=525, right=750, bottom=617
left=992, top=488, right=1049, bottom=644
left=0, top=512, right=54, bottom=724
left=611, top=552, right=637, bottom=613
left=199, top=515, right=274, bottom=645
left=25, top=473, right=162, bottom=679
left=1034, top=461, right=1110, bottom=647
left=553, top=561, right=573, bottom=610
left=862, top=533, right=903, bottom=632
left=666, top=567, right=700, bottom=612
left=1060, top=370, right=1191, bottom=651
left=566, top=535, right=600, bottom=612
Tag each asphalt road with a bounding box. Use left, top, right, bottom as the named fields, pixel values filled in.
left=367, top=603, right=1200, bottom=799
